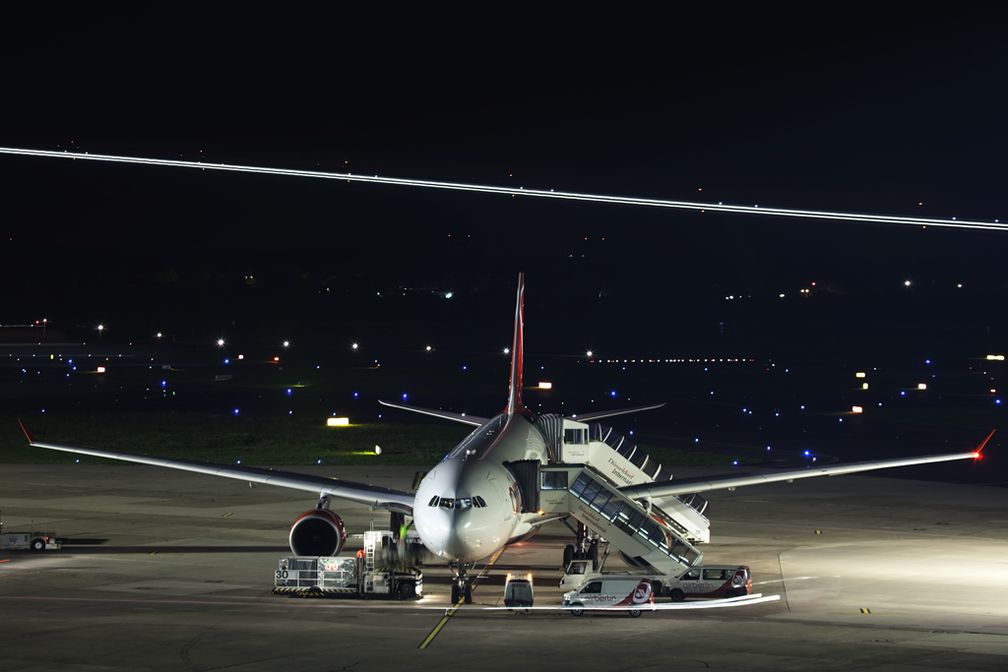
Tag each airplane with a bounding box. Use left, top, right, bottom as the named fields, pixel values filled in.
left=17, top=273, right=992, bottom=605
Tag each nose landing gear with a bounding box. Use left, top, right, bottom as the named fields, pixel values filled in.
left=450, top=563, right=475, bottom=604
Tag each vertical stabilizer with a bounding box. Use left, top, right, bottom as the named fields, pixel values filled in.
left=506, top=272, right=525, bottom=415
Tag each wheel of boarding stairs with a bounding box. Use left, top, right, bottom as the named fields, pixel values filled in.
left=463, top=583, right=473, bottom=604
left=628, top=608, right=642, bottom=618
left=562, top=544, right=574, bottom=569
left=588, top=541, right=599, bottom=571
left=451, top=583, right=461, bottom=604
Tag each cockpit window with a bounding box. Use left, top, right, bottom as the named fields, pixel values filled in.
left=430, top=496, right=488, bottom=509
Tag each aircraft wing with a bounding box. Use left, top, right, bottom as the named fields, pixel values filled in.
left=619, top=430, right=994, bottom=501
left=17, top=420, right=415, bottom=514
left=378, top=399, right=488, bottom=426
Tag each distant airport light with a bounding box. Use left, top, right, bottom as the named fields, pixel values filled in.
left=851, top=405, right=863, bottom=414
left=444, top=291, right=453, bottom=299
left=326, top=417, right=350, bottom=427
left=986, top=354, right=1005, bottom=361
left=374, top=444, right=382, bottom=456
left=586, top=350, right=593, bottom=358
left=351, top=342, right=359, bottom=350
left=155, top=332, right=163, bottom=339
left=237, top=354, right=244, bottom=360
left=216, top=338, right=225, bottom=347
left=917, top=383, right=927, bottom=390
left=233, top=408, right=240, bottom=415
left=425, top=345, right=432, bottom=352
left=903, top=279, right=912, bottom=287
left=538, top=381, right=553, bottom=390
left=855, top=372, right=866, bottom=378
left=96, top=366, right=106, bottom=373
left=862, top=382, right=869, bottom=390
left=282, top=340, right=290, bottom=348
left=97, top=324, right=104, bottom=332
left=272, top=356, right=280, bottom=362
left=503, top=347, right=510, bottom=355
left=991, top=388, right=997, bottom=394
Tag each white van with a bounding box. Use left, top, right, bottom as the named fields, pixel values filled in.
left=662, top=565, right=751, bottom=601
left=562, top=576, right=653, bottom=617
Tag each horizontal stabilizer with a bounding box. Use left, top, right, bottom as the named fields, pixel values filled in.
left=378, top=400, right=488, bottom=427
left=566, top=402, right=666, bottom=423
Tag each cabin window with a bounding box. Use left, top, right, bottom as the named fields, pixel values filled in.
left=581, top=581, right=602, bottom=594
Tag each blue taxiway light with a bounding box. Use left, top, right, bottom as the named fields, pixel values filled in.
left=233, top=408, right=240, bottom=415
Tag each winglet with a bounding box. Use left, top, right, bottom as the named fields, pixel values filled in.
left=505, top=272, right=525, bottom=416
left=974, top=428, right=996, bottom=459
left=16, top=417, right=34, bottom=444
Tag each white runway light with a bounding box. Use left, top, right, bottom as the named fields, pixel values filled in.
left=0, top=147, right=1005, bottom=232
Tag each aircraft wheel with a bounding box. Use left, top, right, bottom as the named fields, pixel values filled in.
left=463, top=583, right=473, bottom=604
left=451, top=583, right=461, bottom=604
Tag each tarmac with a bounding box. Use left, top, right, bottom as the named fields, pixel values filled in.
left=1, top=463, right=1007, bottom=671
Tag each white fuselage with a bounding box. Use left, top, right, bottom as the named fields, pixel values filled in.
left=412, top=412, right=547, bottom=563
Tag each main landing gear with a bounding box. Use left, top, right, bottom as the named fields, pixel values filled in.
left=562, top=522, right=602, bottom=570
left=450, top=563, right=475, bottom=604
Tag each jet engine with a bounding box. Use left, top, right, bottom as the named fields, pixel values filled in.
left=288, top=509, right=346, bottom=556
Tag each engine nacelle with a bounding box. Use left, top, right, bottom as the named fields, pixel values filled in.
left=289, top=509, right=346, bottom=556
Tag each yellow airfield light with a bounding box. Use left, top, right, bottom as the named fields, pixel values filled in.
left=96, top=366, right=106, bottom=373
left=855, top=372, right=866, bottom=378
left=538, top=381, right=553, bottom=390
left=861, top=382, right=869, bottom=390
left=326, top=417, right=350, bottom=427
left=851, top=405, right=863, bottom=414
left=986, top=354, right=1005, bottom=361
left=917, top=383, right=927, bottom=390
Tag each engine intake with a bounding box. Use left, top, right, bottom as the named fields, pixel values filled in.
left=289, top=509, right=346, bottom=556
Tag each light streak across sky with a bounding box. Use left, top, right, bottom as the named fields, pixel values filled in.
left=0, top=146, right=1004, bottom=232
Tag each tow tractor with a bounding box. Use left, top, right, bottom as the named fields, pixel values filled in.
left=0, top=513, right=61, bottom=552
left=273, top=530, right=422, bottom=599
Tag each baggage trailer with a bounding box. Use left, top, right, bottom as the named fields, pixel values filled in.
left=1, top=514, right=62, bottom=552
left=1, top=531, right=61, bottom=552
left=273, top=530, right=422, bottom=599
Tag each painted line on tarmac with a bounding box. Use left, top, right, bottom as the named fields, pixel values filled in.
left=418, top=547, right=506, bottom=651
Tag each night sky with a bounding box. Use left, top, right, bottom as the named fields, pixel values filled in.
left=1, top=8, right=1007, bottom=358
